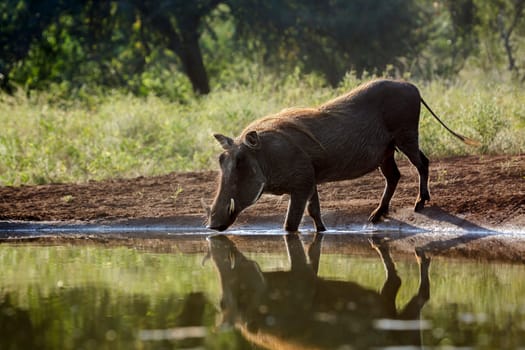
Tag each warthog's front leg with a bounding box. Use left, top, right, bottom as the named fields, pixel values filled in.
left=284, top=191, right=310, bottom=232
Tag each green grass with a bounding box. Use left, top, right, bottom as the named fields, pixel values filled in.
left=0, top=68, right=524, bottom=186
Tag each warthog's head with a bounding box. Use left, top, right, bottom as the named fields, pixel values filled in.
left=207, top=131, right=266, bottom=231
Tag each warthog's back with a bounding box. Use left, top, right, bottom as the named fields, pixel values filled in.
left=209, top=78, right=471, bottom=232
left=242, top=79, right=421, bottom=182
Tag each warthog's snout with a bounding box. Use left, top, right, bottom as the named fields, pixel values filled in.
left=207, top=198, right=237, bottom=231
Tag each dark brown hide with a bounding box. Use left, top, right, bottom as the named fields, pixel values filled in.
left=208, top=79, right=476, bottom=232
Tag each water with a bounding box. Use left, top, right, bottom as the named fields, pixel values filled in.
left=1, top=233, right=525, bottom=349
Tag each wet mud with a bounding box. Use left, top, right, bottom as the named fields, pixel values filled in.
left=0, top=155, right=524, bottom=262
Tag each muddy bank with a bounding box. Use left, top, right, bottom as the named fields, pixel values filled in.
left=0, top=155, right=524, bottom=262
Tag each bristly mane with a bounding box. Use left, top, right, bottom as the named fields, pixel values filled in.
left=241, top=107, right=327, bottom=151
left=319, top=79, right=382, bottom=116
left=240, top=80, right=386, bottom=150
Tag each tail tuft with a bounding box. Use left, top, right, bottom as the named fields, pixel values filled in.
left=460, top=136, right=482, bottom=147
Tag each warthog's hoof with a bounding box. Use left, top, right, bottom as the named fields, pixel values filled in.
left=368, top=206, right=387, bottom=223
left=414, top=198, right=427, bottom=212
left=414, top=193, right=431, bottom=212
left=315, top=223, right=327, bottom=232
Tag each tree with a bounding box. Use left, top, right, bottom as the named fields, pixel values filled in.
left=0, top=0, right=449, bottom=95
left=495, top=0, right=525, bottom=74
left=475, top=0, right=525, bottom=80
left=1, top=0, right=222, bottom=95
left=410, top=0, right=478, bottom=79
left=228, top=0, right=423, bottom=85
left=445, top=0, right=478, bottom=71
left=0, top=0, right=67, bottom=92
left=134, top=1, right=223, bottom=94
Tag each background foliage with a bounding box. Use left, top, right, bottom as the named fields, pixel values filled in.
left=0, top=0, right=524, bottom=185
left=2, top=0, right=525, bottom=96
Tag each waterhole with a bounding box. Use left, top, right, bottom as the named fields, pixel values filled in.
left=1, top=233, right=524, bottom=349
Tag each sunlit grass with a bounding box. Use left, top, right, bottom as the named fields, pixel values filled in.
left=0, top=68, right=523, bottom=186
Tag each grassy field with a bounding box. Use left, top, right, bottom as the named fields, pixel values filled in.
left=0, top=69, right=524, bottom=186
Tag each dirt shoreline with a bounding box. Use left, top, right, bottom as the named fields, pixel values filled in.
left=1, top=155, right=524, bottom=262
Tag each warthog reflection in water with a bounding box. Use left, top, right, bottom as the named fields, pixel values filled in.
left=207, top=234, right=431, bottom=349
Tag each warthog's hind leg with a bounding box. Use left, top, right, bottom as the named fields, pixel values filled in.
left=397, top=141, right=431, bottom=212
left=413, top=151, right=431, bottom=211
left=369, top=147, right=400, bottom=223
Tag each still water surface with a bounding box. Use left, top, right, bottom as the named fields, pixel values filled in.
left=1, top=233, right=525, bottom=349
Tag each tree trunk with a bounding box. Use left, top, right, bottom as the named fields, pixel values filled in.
left=496, top=1, right=525, bottom=73
left=497, top=12, right=517, bottom=72
left=180, top=30, right=210, bottom=95
left=149, top=11, right=211, bottom=95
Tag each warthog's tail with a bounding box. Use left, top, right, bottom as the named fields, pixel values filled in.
left=420, top=98, right=481, bottom=147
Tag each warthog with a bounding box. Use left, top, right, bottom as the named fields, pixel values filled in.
left=207, top=234, right=431, bottom=349
left=207, top=79, right=478, bottom=232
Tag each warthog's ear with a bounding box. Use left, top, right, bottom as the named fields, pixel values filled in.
left=214, top=133, right=234, bottom=150
left=243, top=130, right=261, bottom=150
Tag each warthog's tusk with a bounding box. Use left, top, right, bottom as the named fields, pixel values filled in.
left=252, top=182, right=265, bottom=205
left=229, top=198, right=235, bottom=216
